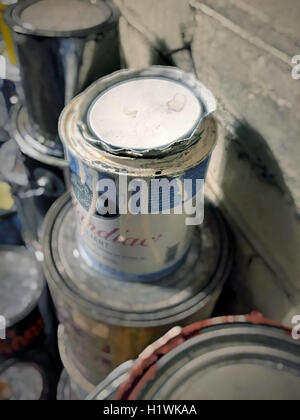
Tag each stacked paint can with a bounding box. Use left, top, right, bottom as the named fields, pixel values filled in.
left=88, top=313, right=300, bottom=401
left=2, top=0, right=120, bottom=246
left=42, top=66, right=234, bottom=397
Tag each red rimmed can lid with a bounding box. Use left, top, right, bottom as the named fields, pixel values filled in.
left=116, top=312, right=300, bottom=400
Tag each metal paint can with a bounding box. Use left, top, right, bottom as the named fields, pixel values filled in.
left=59, top=66, right=217, bottom=280
left=0, top=246, right=45, bottom=357
left=42, top=192, right=233, bottom=388
left=89, top=313, right=300, bottom=401
left=0, top=359, right=47, bottom=400
left=4, top=0, right=120, bottom=153
left=8, top=103, right=68, bottom=246
left=86, top=360, right=134, bottom=401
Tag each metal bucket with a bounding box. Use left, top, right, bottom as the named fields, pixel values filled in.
left=42, top=192, right=233, bottom=389
left=0, top=359, right=47, bottom=400
left=88, top=313, right=300, bottom=401
left=4, top=0, right=120, bottom=153
left=59, top=66, right=217, bottom=280
left=0, top=245, right=45, bottom=357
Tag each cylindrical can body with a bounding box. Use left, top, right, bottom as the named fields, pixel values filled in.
left=42, top=192, right=233, bottom=388
left=60, top=66, right=217, bottom=279
left=68, top=148, right=211, bottom=279
left=4, top=0, right=120, bottom=151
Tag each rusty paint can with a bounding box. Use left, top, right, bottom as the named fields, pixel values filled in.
left=88, top=313, right=300, bottom=401
left=59, top=66, right=217, bottom=280
left=4, top=0, right=120, bottom=154
left=42, top=191, right=233, bottom=389
left=0, top=246, right=45, bottom=358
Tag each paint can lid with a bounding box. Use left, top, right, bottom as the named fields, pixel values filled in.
left=42, top=193, right=232, bottom=327
left=4, top=0, right=116, bottom=37
left=0, top=246, right=44, bottom=327
left=115, top=315, right=300, bottom=400
left=0, top=360, right=44, bottom=400
left=60, top=66, right=216, bottom=159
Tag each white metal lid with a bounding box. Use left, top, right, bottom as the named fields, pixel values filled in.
left=20, top=0, right=109, bottom=32
left=88, top=77, right=203, bottom=152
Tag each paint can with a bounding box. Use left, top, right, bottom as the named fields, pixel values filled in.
left=0, top=245, right=45, bottom=357
left=4, top=0, right=120, bottom=153
left=8, top=103, right=68, bottom=246
left=59, top=66, right=217, bottom=280
left=42, top=192, right=233, bottom=388
left=56, top=369, right=88, bottom=401
left=88, top=313, right=300, bottom=401
left=0, top=359, right=48, bottom=400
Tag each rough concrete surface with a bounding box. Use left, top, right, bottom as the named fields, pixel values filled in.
left=113, top=0, right=300, bottom=317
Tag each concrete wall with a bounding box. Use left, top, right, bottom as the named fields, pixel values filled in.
left=113, top=0, right=300, bottom=323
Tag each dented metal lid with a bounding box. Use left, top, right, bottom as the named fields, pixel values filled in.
left=42, top=193, right=232, bottom=327
left=59, top=66, right=216, bottom=159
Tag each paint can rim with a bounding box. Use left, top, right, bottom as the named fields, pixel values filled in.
left=4, top=0, right=118, bottom=38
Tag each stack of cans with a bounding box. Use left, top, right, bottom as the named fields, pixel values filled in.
left=41, top=66, right=234, bottom=397
left=2, top=0, right=120, bottom=245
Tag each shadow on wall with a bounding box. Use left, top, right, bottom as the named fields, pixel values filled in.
left=213, top=118, right=300, bottom=316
